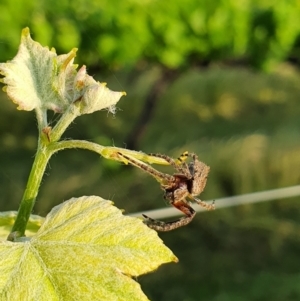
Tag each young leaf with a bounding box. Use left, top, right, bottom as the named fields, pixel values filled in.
left=73, top=65, right=126, bottom=115
left=0, top=196, right=177, bottom=300
left=0, top=28, right=125, bottom=125
left=0, top=28, right=75, bottom=113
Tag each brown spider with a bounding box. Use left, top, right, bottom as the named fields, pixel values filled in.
left=118, top=151, right=215, bottom=231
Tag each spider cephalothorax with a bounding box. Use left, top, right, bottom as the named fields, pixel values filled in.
left=118, top=151, right=214, bottom=231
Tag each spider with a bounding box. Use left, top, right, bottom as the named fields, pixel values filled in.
left=117, top=151, right=215, bottom=231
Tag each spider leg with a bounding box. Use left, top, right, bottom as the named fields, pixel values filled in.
left=192, top=197, right=215, bottom=210
left=117, top=152, right=173, bottom=184
left=148, top=153, right=178, bottom=167
left=143, top=200, right=196, bottom=231
left=187, top=152, right=198, bottom=177
left=149, top=152, right=192, bottom=178
left=175, top=151, right=189, bottom=165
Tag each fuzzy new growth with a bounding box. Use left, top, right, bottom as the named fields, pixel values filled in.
left=118, top=151, right=215, bottom=231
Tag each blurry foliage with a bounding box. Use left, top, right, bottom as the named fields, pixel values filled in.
left=1, top=0, right=300, bottom=70
left=1, top=67, right=300, bottom=300
left=1, top=1, right=300, bottom=299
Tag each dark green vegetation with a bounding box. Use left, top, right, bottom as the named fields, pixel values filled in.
left=1, top=0, right=300, bottom=300
left=1, top=0, right=300, bottom=70
left=2, top=67, right=300, bottom=300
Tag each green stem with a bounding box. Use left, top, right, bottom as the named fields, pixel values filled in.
left=49, top=141, right=171, bottom=165
left=7, top=141, right=52, bottom=241
left=48, top=140, right=105, bottom=155
left=50, top=104, right=80, bottom=142
left=35, top=107, right=48, bottom=132
left=7, top=140, right=104, bottom=241
left=8, top=104, right=94, bottom=240
left=7, top=138, right=168, bottom=241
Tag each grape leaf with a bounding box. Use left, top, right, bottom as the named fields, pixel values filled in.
left=0, top=196, right=177, bottom=300
left=0, top=28, right=125, bottom=116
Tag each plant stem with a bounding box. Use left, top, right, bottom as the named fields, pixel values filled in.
left=8, top=141, right=52, bottom=241
left=35, top=107, right=48, bottom=132
left=48, top=141, right=170, bottom=165
left=48, top=140, right=105, bottom=155
left=50, top=104, right=80, bottom=142
left=7, top=138, right=169, bottom=241
left=7, top=103, right=81, bottom=240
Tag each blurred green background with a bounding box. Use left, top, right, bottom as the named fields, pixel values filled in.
left=1, top=0, right=300, bottom=300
